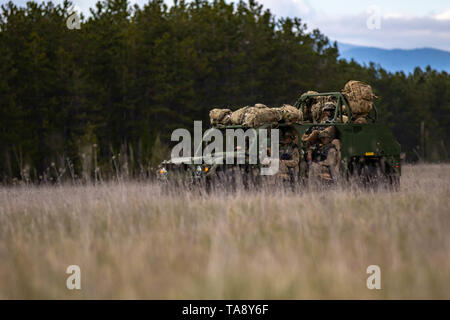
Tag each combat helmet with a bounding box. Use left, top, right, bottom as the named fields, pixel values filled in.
left=322, top=102, right=336, bottom=112
left=319, top=130, right=333, bottom=139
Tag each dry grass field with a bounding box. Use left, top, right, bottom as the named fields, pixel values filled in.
left=0, top=164, right=449, bottom=299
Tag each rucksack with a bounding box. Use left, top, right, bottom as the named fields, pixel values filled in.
left=209, top=108, right=232, bottom=126
left=342, top=80, right=377, bottom=117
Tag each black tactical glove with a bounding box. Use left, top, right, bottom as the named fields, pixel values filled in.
left=280, top=153, right=292, bottom=160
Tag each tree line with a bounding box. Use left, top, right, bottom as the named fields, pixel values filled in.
left=0, top=0, right=449, bottom=183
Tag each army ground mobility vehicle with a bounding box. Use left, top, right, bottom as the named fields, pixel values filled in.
left=158, top=91, right=402, bottom=189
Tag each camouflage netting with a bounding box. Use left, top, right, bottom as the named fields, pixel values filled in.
left=342, top=80, right=377, bottom=117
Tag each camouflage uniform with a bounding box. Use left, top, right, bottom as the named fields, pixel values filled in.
left=320, top=102, right=336, bottom=123
left=279, top=137, right=300, bottom=183
left=309, top=131, right=338, bottom=182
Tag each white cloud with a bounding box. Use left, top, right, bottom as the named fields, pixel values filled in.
left=256, top=0, right=450, bottom=51
left=3, top=0, right=449, bottom=51
left=292, top=0, right=311, bottom=15
left=435, top=7, right=450, bottom=20
left=383, top=12, right=404, bottom=19
left=258, top=0, right=314, bottom=19
left=68, top=4, right=83, bottom=14
left=325, top=14, right=450, bottom=51
left=273, top=4, right=450, bottom=51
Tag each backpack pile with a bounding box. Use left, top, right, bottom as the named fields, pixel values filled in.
left=342, top=80, right=377, bottom=122
left=211, top=103, right=302, bottom=128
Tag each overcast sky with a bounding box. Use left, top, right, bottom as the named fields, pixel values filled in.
left=2, top=0, right=450, bottom=51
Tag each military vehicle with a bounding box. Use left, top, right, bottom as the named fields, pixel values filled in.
left=158, top=91, right=401, bottom=189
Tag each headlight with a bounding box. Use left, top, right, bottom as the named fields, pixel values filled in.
left=194, top=165, right=209, bottom=175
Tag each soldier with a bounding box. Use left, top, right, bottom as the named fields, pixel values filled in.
left=304, top=125, right=336, bottom=166
left=309, top=130, right=338, bottom=183
left=321, top=102, right=336, bottom=123
left=279, top=131, right=300, bottom=185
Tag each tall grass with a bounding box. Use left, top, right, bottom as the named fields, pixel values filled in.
left=0, top=164, right=449, bottom=299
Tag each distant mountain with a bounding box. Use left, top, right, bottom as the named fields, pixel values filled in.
left=337, top=42, right=450, bottom=74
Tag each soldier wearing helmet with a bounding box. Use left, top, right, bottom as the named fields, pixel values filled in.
left=278, top=131, right=300, bottom=185
left=309, top=130, right=338, bottom=183
left=321, top=102, right=336, bottom=123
